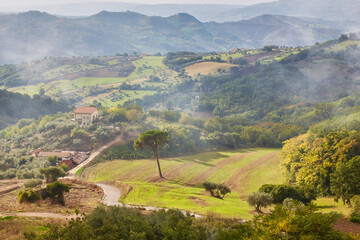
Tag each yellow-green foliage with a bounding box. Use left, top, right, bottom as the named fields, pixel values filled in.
left=18, top=189, right=40, bottom=203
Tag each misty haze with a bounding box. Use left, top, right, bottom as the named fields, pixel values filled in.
left=1, top=0, right=360, bottom=239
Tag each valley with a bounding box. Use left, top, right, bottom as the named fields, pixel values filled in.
left=0, top=2, right=360, bottom=237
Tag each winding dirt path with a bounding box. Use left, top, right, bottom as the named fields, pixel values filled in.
left=68, top=137, right=125, bottom=177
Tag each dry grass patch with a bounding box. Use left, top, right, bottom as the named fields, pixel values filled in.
left=0, top=179, right=103, bottom=214
left=0, top=217, right=65, bottom=240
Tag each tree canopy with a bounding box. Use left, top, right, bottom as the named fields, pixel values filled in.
left=133, top=129, right=169, bottom=178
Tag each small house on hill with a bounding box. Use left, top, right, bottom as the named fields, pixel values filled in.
left=29, top=148, right=42, bottom=157
left=72, top=107, right=98, bottom=126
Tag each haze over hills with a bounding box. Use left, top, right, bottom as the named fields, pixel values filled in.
left=213, top=0, right=360, bottom=23
left=3, top=0, right=360, bottom=24
left=0, top=10, right=345, bottom=64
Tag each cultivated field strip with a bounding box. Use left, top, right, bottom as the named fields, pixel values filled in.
left=86, top=148, right=282, bottom=218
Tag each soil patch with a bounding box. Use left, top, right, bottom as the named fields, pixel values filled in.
left=0, top=180, right=24, bottom=195
left=333, top=218, right=360, bottom=238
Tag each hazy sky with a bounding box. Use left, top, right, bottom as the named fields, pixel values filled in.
left=0, top=0, right=274, bottom=8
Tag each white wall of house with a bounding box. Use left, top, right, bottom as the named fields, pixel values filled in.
left=74, top=110, right=99, bottom=125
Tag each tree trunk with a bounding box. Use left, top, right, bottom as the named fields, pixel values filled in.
left=155, top=150, right=163, bottom=178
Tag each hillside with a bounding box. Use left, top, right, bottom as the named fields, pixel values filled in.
left=212, top=0, right=360, bottom=23
left=84, top=149, right=282, bottom=219
left=0, top=11, right=345, bottom=64
left=9, top=2, right=242, bottom=21
left=0, top=89, right=70, bottom=129
left=7, top=0, right=360, bottom=24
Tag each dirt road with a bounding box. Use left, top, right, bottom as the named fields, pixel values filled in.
left=68, top=137, right=125, bottom=177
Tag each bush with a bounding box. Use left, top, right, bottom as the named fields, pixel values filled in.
left=202, top=182, right=231, bottom=199
left=46, top=181, right=70, bottom=205
left=18, top=189, right=40, bottom=203
left=350, top=195, right=360, bottom=224
left=24, top=179, right=43, bottom=188
left=350, top=213, right=360, bottom=224
left=247, top=191, right=273, bottom=212
left=259, top=184, right=316, bottom=204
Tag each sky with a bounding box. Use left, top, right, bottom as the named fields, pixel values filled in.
left=0, top=0, right=274, bottom=9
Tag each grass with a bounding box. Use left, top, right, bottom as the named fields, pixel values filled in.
left=42, top=64, right=102, bottom=80
left=325, top=40, right=360, bottom=52
left=315, top=197, right=352, bottom=216
left=7, top=56, right=167, bottom=95
left=107, top=59, right=119, bottom=65
left=75, top=167, right=85, bottom=176
left=0, top=179, right=102, bottom=215
left=86, top=148, right=282, bottom=219
left=96, top=90, right=157, bottom=107
left=7, top=84, right=45, bottom=96
left=0, top=217, right=63, bottom=240
left=203, top=52, right=244, bottom=61
left=55, top=57, right=166, bottom=89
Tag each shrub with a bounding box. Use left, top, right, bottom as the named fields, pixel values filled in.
left=46, top=181, right=70, bottom=205
left=18, top=189, right=40, bottom=203
left=203, top=182, right=231, bottom=199
left=24, top=179, right=43, bottom=188
left=259, top=184, right=316, bottom=204
left=247, top=191, right=273, bottom=212
left=350, top=195, right=360, bottom=224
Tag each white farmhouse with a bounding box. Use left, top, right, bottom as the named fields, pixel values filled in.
left=73, top=107, right=99, bottom=126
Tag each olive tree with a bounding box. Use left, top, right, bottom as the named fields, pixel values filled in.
left=247, top=191, right=273, bottom=212
left=39, top=166, right=66, bottom=183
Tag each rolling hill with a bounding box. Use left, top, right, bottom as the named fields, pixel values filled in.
left=0, top=11, right=344, bottom=64
left=212, top=0, right=360, bottom=23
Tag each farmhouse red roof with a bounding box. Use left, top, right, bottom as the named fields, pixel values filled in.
left=74, top=107, right=97, bottom=114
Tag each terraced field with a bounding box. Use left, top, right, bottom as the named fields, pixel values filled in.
left=85, top=148, right=282, bottom=219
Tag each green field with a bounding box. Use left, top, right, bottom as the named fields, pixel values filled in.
left=55, top=56, right=167, bottom=89
left=42, top=64, right=102, bottom=80
left=97, top=90, right=157, bottom=107
left=204, top=52, right=244, bottom=61
left=7, top=56, right=168, bottom=96
left=325, top=40, right=360, bottom=52
left=85, top=148, right=283, bottom=219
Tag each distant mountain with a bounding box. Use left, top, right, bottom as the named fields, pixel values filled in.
left=0, top=11, right=345, bottom=64
left=6, top=0, right=360, bottom=24
left=5, top=2, right=242, bottom=22
left=213, top=0, right=360, bottom=23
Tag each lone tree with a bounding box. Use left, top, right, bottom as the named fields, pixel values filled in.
left=134, top=129, right=169, bottom=178
left=39, top=166, right=66, bottom=183
left=247, top=191, right=273, bottom=212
